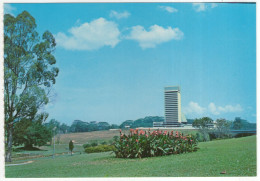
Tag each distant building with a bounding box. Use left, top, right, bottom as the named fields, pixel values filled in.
left=164, top=86, right=182, bottom=127
left=153, top=86, right=184, bottom=128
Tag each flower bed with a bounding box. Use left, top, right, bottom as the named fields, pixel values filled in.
left=113, top=129, right=198, bottom=158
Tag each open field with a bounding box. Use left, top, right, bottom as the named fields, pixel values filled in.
left=10, top=129, right=198, bottom=161
left=5, top=135, right=256, bottom=177
left=59, top=129, right=199, bottom=145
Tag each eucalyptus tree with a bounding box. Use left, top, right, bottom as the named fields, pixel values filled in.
left=215, top=118, right=232, bottom=138
left=4, top=11, right=59, bottom=162
left=192, top=117, right=213, bottom=141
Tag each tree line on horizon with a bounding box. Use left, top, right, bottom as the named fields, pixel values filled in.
left=45, top=116, right=256, bottom=135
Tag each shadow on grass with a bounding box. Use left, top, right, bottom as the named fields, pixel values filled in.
left=13, top=146, right=48, bottom=152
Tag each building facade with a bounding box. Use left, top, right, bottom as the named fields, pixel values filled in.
left=163, top=86, right=182, bottom=127
left=152, top=86, right=184, bottom=128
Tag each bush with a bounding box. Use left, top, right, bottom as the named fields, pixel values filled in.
left=208, top=132, right=218, bottom=141
left=235, top=133, right=255, bottom=138
left=196, top=132, right=210, bottom=142
left=90, top=142, right=98, bottom=147
left=208, top=131, right=232, bottom=140
left=85, top=145, right=115, bottom=153
left=83, top=143, right=91, bottom=149
left=196, top=132, right=204, bottom=142
left=101, top=141, right=107, bottom=145
left=113, top=129, right=198, bottom=158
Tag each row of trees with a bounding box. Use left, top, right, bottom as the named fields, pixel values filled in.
left=58, top=120, right=119, bottom=133
left=45, top=116, right=164, bottom=134
left=7, top=116, right=165, bottom=152
left=192, top=117, right=256, bottom=142
left=119, top=116, right=164, bottom=128
left=192, top=117, right=231, bottom=141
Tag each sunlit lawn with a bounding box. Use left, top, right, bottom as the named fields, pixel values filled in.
left=5, top=135, right=256, bottom=177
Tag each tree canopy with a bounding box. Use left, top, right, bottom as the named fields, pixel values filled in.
left=4, top=11, right=59, bottom=162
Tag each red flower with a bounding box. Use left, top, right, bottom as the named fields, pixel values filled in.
left=136, top=139, right=139, bottom=143
left=146, top=134, right=148, bottom=138
left=139, top=130, right=145, bottom=135
left=191, top=140, right=193, bottom=142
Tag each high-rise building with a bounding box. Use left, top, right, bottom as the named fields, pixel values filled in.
left=164, top=86, right=182, bottom=127
left=153, top=86, right=184, bottom=127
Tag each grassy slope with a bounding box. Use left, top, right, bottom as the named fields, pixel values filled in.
left=5, top=135, right=256, bottom=177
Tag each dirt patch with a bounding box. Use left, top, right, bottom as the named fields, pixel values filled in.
left=6, top=161, right=34, bottom=166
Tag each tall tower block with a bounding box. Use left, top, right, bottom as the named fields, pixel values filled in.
left=164, top=86, right=181, bottom=124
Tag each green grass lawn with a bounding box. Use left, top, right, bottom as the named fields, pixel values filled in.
left=11, top=144, right=85, bottom=161
left=5, top=135, right=256, bottom=177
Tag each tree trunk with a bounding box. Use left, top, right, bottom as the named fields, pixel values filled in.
left=5, top=127, right=13, bottom=162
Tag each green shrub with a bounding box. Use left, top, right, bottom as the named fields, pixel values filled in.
left=90, top=142, right=98, bottom=147
left=113, top=129, right=198, bottom=158
left=83, top=143, right=91, bottom=149
left=101, top=141, right=107, bottom=145
left=113, top=136, right=119, bottom=141
left=196, top=132, right=203, bottom=142
left=196, top=132, right=210, bottom=142
left=85, top=145, right=115, bottom=153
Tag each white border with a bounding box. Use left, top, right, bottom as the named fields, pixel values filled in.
left=1, top=0, right=259, bottom=3
left=0, top=0, right=258, bottom=181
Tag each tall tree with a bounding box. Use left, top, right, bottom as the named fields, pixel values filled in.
left=215, top=118, right=232, bottom=138
left=59, top=123, right=70, bottom=134
left=192, top=117, right=213, bottom=141
left=4, top=11, right=59, bottom=162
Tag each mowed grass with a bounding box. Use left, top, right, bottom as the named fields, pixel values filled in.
left=5, top=135, right=256, bottom=177
left=11, top=144, right=85, bottom=161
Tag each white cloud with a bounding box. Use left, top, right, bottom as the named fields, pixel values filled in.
left=183, top=102, right=243, bottom=115
left=193, top=3, right=206, bottom=12
left=55, top=18, right=120, bottom=50
left=184, top=101, right=243, bottom=116
left=208, top=102, right=219, bottom=115
left=217, top=104, right=243, bottom=113
left=192, top=3, right=217, bottom=12
left=159, top=6, right=178, bottom=13
left=109, top=10, right=130, bottom=19
left=211, top=3, right=218, bottom=8
left=209, top=103, right=243, bottom=115
left=126, top=25, right=184, bottom=49
left=4, top=4, right=16, bottom=15
left=183, top=101, right=206, bottom=115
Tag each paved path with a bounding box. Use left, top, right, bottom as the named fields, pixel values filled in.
left=6, top=161, right=34, bottom=166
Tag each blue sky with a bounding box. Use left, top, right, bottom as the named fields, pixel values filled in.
left=4, top=3, right=256, bottom=125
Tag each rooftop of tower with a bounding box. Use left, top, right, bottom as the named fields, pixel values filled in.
left=164, top=86, right=180, bottom=92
